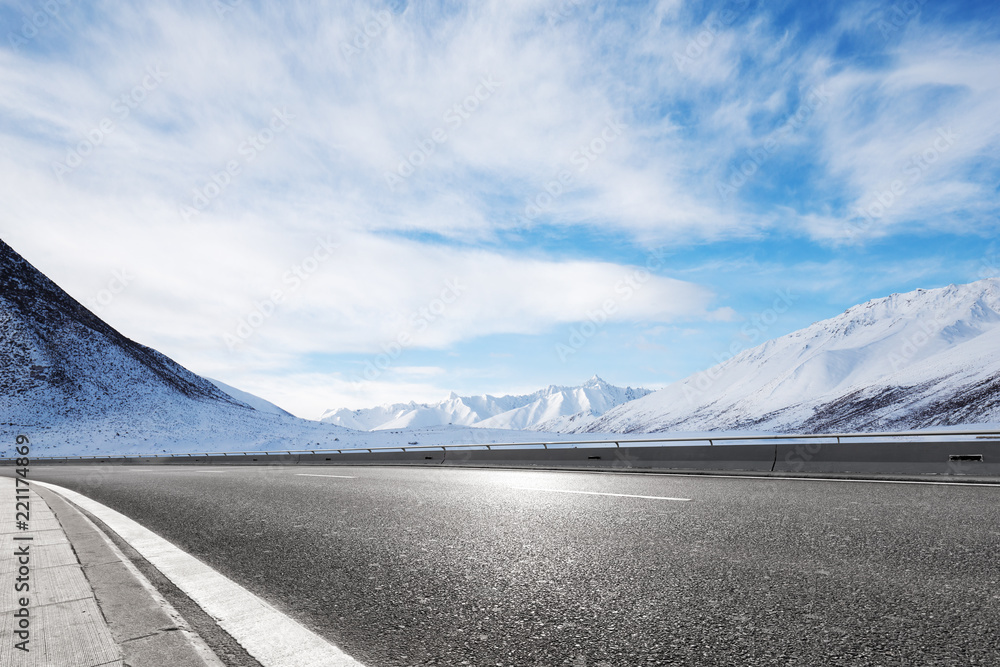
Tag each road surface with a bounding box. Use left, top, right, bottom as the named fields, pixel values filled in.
left=11, top=465, right=1000, bottom=666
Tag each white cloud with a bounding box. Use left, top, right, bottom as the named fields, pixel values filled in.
left=3, top=0, right=998, bottom=413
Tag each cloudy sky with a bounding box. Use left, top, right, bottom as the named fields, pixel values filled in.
left=2, top=0, right=999, bottom=418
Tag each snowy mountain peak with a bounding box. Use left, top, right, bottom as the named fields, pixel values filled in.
left=576, top=278, right=1000, bottom=435
left=320, top=378, right=653, bottom=431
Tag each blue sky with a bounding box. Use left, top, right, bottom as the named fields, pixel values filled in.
left=2, top=0, right=999, bottom=418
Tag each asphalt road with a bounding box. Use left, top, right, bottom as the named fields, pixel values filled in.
left=11, top=465, right=1000, bottom=666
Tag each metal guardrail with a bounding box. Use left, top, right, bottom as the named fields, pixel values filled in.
left=9, top=428, right=1000, bottom=460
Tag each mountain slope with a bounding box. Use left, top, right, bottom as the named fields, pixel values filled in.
left=207, top=378, right=294, bottom=417
left=0, top=238, right=595, bottom=456
left=320, top=375, right=651, bottom=431
left=577, top=279, right=1000, bottom=434
left=0, top=238, right=358, bottom=455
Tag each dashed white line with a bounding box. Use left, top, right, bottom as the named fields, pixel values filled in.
left=296, top=474, right=357, bottom=479
left=513, top=486, right=691, bottom=501
left=32, top=480, right=366, bottom=667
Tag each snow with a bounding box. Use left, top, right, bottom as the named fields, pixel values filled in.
left=0, top=239, right=604, bottom=457
left=4, top=234, right=999, bottom=456
left=206, top=378, right=293, bottom=417
left=318, top=375, right=652, bottom=431
left=579, top=279, right=1000, bottom=434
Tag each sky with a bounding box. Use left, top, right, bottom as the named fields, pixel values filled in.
left=2, top=0, right=999, bottom=419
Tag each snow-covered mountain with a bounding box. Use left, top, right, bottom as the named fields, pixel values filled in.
left=576, top=279, right=1000, bottom=434
left=0, top=237, right=351, bottom=455
left=206, top=378, right=293, bottom=417
left=0, top=238, right=597, bottom=456
left=320, top=375, right=652, bottom=431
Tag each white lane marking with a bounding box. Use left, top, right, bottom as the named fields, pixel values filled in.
left=513, top=486, right=691, bottom=501
left=32, top=481, right=366, bottom=667
left=522, top=469, right=1000, bottom=487
left=692, top=474, right=1000, bottom=487
left=296, top=474, right=357, bottom=479
left=193, top=470, right=228, bottom=473
left=63, top=495, right=227, bottom=667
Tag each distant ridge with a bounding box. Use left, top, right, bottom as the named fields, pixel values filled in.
left=319, top=375, right=652, bottom=431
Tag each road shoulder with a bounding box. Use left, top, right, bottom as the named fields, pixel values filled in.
left=34, top=483, right=228, bottom=667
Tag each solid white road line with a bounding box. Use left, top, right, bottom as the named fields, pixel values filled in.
left=192, top=470, right=228, bottom=473
left=296, top=474, right=357, bottom=479
left=689, top=474, right=1000, bottom=487
left=32, top=481, right=366, bottom=667
left=68, top=497, right=227, bottom=667
left=519, top=468, right=1000, bottom=487
left=512, top=486, right=691, bottom=501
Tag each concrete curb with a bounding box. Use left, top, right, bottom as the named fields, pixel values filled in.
left=33, top=484, right=226, bottom=667
left=32, top=480, right=365, bottom=667
left=1, top=477, right=122, bottom=667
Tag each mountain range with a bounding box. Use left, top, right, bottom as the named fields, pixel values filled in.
left=3, top=234, right=998, bottom=457
left=0, top=239, right=587, bottom=456
left=319, top=376, right=651, bottom=431
left=574, top=279, right=1000, bottom=434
